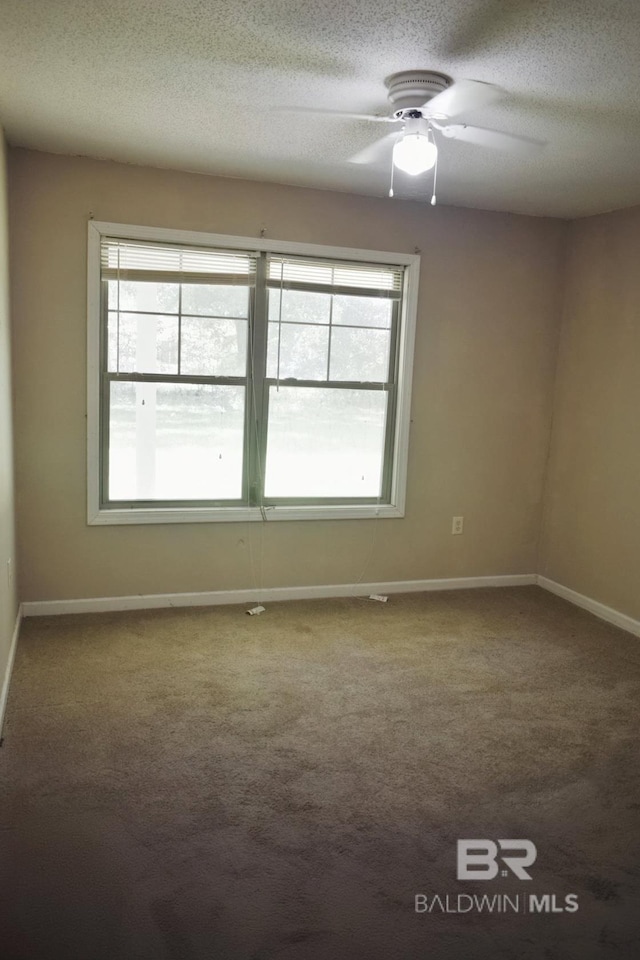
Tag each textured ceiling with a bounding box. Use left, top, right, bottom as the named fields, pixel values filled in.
left=1, top=0, right=640, bottom=217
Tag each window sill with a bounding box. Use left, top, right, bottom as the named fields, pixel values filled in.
left=87, top=503, right=405, bottom=526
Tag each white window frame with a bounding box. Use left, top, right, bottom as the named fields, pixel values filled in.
left=87, top=221, right=419, bottom=525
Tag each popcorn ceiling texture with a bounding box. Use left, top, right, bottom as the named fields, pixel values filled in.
left=1, top=0, right=640, bottom=217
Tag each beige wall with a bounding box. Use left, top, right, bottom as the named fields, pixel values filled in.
left=0, top=131, right=18, bottom=671
left=10, top=148, right=565, bottom=602
left=540, top=206, right=640, bottom=621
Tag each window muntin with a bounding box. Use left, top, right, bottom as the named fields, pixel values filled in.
left=90, top=227, right=417, bottom=523
left=266, top=289, right=393, bottom=383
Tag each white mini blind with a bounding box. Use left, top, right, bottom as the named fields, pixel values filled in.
left=267, top=255, right=403, bottom=296
left=101, top=238, right=257, bottom=285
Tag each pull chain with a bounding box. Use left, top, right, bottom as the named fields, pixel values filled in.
left=430, top=134, right=439, bottom=206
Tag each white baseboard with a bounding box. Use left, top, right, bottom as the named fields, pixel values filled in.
left=537, top=576, right=640, bottom=639
left=21, top=574, right=537, bottom=617
left=19, top=575, right=640, bottom=640
left=0, top=604, right=23, bottom=737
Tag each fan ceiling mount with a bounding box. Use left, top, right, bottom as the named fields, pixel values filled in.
left=385, top=70, right=452, bottom=116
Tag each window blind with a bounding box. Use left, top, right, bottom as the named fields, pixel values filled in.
left=101, top=238, right=257, bottom=285
left=267, top=254, right=404, bottom=297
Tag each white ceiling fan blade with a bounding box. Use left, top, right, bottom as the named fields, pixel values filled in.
left=440, top=123, right=546, bottom=154
left=276, top=106, right=396, bottom=123
left=423, top=79, right=503, bottom=119
left=348, top=131, right=398, bottom=165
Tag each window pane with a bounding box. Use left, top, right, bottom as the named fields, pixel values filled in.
left=332, top=294, right=392, bottom=329
left=267, top=322, right=329, bottom=380
left=181, top=284, right=249, bottom=318
left=268, top=289, right=330, bottom=325
left=108, top=280, right=179, bottom=313
left=181, top=317, right=247, bottom=376
left=108, top=382, right=245, bottom=501
left=329, top=327, right=391, bottom=382
left=108, top=312, right=178, bottom=374
left=107, top=316, right=118, bottom=371
left=264, top=387, right=387, bottom=498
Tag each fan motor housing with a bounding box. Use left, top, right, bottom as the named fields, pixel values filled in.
left=385, top=70, right=451, bottom=113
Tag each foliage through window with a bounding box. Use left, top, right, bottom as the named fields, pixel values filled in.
left=89, top=226, right=418, bottom=523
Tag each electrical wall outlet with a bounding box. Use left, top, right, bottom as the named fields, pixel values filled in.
left=452, top=516, right=464, bottom=535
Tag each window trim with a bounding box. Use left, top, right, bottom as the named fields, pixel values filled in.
left=87, top=221, right=420, bottom=525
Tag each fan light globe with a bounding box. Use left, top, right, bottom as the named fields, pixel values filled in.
left=393, top=134, right=437, bottom=176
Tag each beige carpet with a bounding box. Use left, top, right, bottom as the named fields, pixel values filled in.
left=0, top=586, right=639, bottom=959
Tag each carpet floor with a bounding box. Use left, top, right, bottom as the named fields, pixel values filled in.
left=0, top=586, right=639, bottom=960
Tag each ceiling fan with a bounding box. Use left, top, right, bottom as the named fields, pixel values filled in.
left=285, top=71, right=545, bottom=203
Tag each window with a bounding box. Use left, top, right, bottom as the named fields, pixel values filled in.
left=87, top=223, right=419, bottom=524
